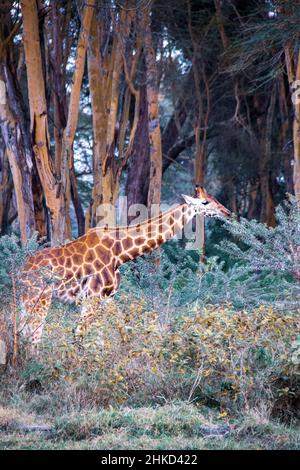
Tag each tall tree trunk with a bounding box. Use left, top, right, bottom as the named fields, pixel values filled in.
left=260, top=84, right=276, bottom=226
left=125, top=84, right=150, bottom=222
left=59, top=0, right=95, bottom=238
left=1, top=5, right=47, bottom=241
left=87, top=12, right=109, bottom=228
left=21, top=0, right=93, bottom=243
left=143, top=6, right=162, bottom=209
left=187, top=0, right=210, bottom=259
left=87, top=5, right=139, bottom=228
left=278, top=73, right=293, bottom=194
left=285, top=44, right=300, bottom=198
left=0, top=65, right=36, bottom=245
left=50, top=0, right=85, bottom=237
left=101, top=6, right=135, bottom=209
left=21, top=0, right=62, bottom=244
left=51, top=0, right=67, bottom=178
left=0, top=141, right=13, bottom=236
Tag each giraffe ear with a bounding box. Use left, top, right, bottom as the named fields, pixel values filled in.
left=182, top=194, right=197, bottom=205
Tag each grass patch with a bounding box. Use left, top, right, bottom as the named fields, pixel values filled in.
left=0, top=402, right=299, bottom=450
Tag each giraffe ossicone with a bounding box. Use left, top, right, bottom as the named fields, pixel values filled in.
left=21, top=186, right=231, bottom=352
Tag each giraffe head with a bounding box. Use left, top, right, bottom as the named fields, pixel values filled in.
left=182, top=185, right=231, bottom=218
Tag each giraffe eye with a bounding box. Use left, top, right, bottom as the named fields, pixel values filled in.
left=202, top=200, right=209, bottom=205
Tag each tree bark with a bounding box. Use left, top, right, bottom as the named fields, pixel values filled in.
left=125, top=84, right=150, bottom=222
left=0, top=141, right=13, bottom=236
left=143, top=6, right=162, bottom=209
left=59, top=0, right=95, bottom=238
left=187, top=0, right=210, bottom=259
left=285, top=44, right=300, bottom=199
left=259, top=84, right=276, bottom=226
left=21, top=0, right=62, bottom=244
left=0, top=65, right=35, bottom=245
left=278, top=72, right=293, bottom=194
left=21, top=0, right=93, bottom=243
left=87, top=5, right=138, bottom=227
left=50, top=0, right=67, bottom=178
left=101, top=6, right=135, bottom=209
left=87, top=12, right=109, bottom=227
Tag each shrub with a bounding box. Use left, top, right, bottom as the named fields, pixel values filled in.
left=0, top=197, right=299, bottom=424
left=52, top=403, right=215, bottom=441
left=218, top=195, right=300, bottom=309
left=0, top=234, right=40, bottom=367
left=21, top=298, right=298, bottom=422
left=117, top=196, right=300, bottom=311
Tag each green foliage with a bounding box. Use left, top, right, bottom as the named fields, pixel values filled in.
left=228, top=3, right=300, bottom=81
left=118, top=195, right=300, bottom=310
left=52, top=403, right=228, bottom=442
left=9, top=299, right=298, bottom=423
left=217, top=195, right=300, bottom=309
left=1, top=401, right=299, bottom=449
left=0, top=233, right=39, bottom=292
left=0, top=198, right=299, bottom=439
left=291, top=335, right=300, bottom=368
left=0, top=233, right=41, bottom=361
left=118, top=242, right=200, bottom=311
left=221, top=196, right=299, bottom=274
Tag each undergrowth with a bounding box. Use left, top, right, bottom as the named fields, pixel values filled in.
left=0, top=197, right=299, bottom=451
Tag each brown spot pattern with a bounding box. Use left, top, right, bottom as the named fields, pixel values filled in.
left=122, top=238, right=133, bottom=250
left=73, top=254, right=83, bottom=265
left=85, top=250, right=95, bottom=263
left=135, top=237, right=145, bottom=246
left=20, top=202, right=196, bottom=351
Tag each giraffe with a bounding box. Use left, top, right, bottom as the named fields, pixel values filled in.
left=20, top=186, right=231, bottom=352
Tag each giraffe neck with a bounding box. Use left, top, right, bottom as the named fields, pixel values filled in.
left=138, top=202, right=195, bottom=241
left=110, top=203, right=196, bottom=265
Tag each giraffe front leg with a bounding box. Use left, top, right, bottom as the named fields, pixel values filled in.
left=21, top=291, right=52, bottom=357
left=75, top=268, right=120, bottom=341
left=75, top=268, right=120, bottom=340
left=75, top=301, right=98, bottom=340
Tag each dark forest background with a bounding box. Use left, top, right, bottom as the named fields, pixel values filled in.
left=0, top=0, right=299, bottom=451
left=1, top=0, right=300, bottom=248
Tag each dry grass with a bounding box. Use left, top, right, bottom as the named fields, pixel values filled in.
left=0, top=297, right=299, bottom=450
left=0, top=406, right=36, bottom=431
left=0, top=402, right=299, bottom=450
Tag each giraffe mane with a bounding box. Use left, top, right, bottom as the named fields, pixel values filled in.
left=87, top=203, right=186, bottom=235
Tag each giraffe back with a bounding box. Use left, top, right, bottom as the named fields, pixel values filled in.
left=22, top=231, right=122, bottom=305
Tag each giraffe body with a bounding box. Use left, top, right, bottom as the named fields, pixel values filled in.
left=20, top=187, right=231, bottom=351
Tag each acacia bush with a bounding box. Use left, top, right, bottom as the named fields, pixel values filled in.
left=14, top=297, right=297, bottom=422
left=219, top=195, right=300, bottom=308
left=0, top=197, right=299, bottom=423
left=0, top=234, right=40, bottom=367
left=121, top=196, right=300, bottom=311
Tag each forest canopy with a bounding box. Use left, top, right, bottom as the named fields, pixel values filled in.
left=0, top=0, right=299, bottom=246
left=0, top=1, right=300, bottom=450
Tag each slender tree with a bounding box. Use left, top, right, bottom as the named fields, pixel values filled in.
left=0, top=58, right=36, bottom=245
left=143, top=4, right=162, bottom=209
left=21, top=0, right=94, bottom=243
